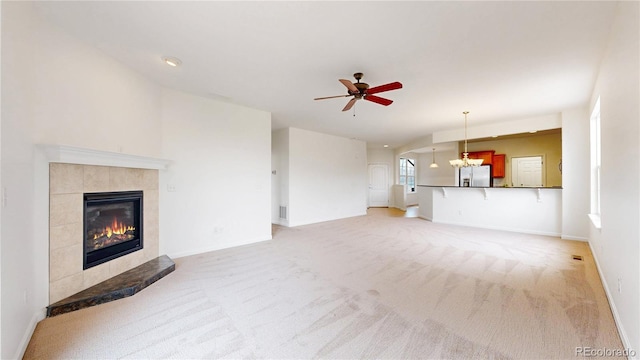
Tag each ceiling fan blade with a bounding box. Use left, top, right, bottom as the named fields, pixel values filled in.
left=342, top=98, right=357, bottom=112
left=314, top=94, right=351, bottom=100
left=339, top=79, right=359, bottom=94
left=365, top=94, right=393, bottom=106
left=366, top=81, right=403, bottom=95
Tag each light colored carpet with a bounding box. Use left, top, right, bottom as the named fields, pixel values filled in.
left=25, top=208, right=624, bottom=359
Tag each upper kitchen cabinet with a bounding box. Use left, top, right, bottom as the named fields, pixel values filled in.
left=464, top=150, right=505, bottom=178
left=492, top=154, right=506, bottom=178
left=465, top=150, right=495, bottom=165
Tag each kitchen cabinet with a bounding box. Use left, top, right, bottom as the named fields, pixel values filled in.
left=465, top=150, right=494, bottom=165
left=464, top=150, right=505, bottom=178
left=492, top=154, right=506, bottom=178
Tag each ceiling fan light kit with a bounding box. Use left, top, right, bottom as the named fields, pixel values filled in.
left=314, top=72, right=402, bottom=112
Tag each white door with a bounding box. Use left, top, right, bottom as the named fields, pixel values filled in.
left=512, top=156, right=543, bottom=187
left=368, top=164, right=389, bottom=207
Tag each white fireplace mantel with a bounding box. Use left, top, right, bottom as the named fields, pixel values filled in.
left=39, top=144, right=170, bottom=170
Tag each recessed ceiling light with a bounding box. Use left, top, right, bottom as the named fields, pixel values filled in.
left=162, top=56, right=182, bottom=67
left=383, top=144, right=389, bottom=148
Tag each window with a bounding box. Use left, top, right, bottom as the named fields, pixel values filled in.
left=399, top=157, right=416, bottom=193
left=589, top=97, right=601, bottom=228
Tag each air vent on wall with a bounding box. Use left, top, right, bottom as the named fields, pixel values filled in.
left=279, top=206, right=287, bottom=220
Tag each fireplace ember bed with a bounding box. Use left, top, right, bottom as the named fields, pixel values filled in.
left=83, top=191, right=143, bottom=269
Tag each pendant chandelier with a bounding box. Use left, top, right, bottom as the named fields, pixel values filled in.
left=449, top=111, right=483, bottom=168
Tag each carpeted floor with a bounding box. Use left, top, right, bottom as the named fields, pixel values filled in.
left=24, top=208, right=624, bottom=359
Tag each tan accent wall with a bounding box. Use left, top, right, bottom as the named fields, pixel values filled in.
left=49, top=163, right=159, bottom=303
left=464, top=131, right=563, bottom=187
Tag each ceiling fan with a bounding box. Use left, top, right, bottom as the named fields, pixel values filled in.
left=314, top=72, right=402, bottom=112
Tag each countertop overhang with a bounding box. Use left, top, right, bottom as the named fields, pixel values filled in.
left=418, top=185, right=562, bottom=189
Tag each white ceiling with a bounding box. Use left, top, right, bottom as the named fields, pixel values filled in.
left=33, top=1, right=618, bottom=148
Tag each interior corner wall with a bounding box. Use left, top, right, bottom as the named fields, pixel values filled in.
left=159, top=88, right=272, bottom=258
left=1, top=3, right=273, bottom=357
left=560, top=108, right=590, bottom=240
left=287, top=128, right=367, bottom=227
left=587, top=1, right=640, bottom=353
left=271, top=128, right=289, bottom=225
left=2, top=2, right=165, bottom=358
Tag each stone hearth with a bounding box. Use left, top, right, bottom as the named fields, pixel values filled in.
left=47, top=255, right=175, bottom=317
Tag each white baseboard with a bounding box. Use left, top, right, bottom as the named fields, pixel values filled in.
left=561, top=234, right=588, bottom=241
left=170, top=235, right=272, bottom=259
left=432, top=219, right=561, bottom=238
left=286, top=212, right=368, bottom=228
left=15, top=309, right=46, bottom=360
left=588, top=241, right=637, bottom=360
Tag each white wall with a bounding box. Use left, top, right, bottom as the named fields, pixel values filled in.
left=560, top=108, right=590, bottom=240
left=587, top=2, right=639, bottom=353
left=160, top=89, right=272, bottom=257
left=395, top=133, right=433, bottom=155
left=0, top=3, right=3, bottom=358
left=30, top=15, right=163, bottom=157
left=432, top=113, right=562, bottom=144
left=1, top=3, right=273, bottom=357
left=391, top=184, right=407, bottom=211
left=287, top=128, right=367, bottom=227
left=417, top=149, right=458, bottom=186
left=1, top=3, right=40, bottom=358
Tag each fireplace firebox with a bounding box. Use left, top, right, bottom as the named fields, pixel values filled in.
left=83, top=191, right=143, bottom=269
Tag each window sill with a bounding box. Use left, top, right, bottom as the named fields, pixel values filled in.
left=588, top=213, right=601, bottom=230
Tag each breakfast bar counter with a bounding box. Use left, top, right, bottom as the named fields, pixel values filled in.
left=417, top=185, right=562, bottom=236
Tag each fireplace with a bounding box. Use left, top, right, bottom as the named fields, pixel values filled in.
left=84, top=191, right=143, bottom=269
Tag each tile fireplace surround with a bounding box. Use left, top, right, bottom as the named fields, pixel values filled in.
left=46, top=146, right=168, bottom=304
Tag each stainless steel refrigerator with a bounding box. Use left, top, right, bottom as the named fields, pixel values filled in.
left=459, top=165, right=492, bottom=187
